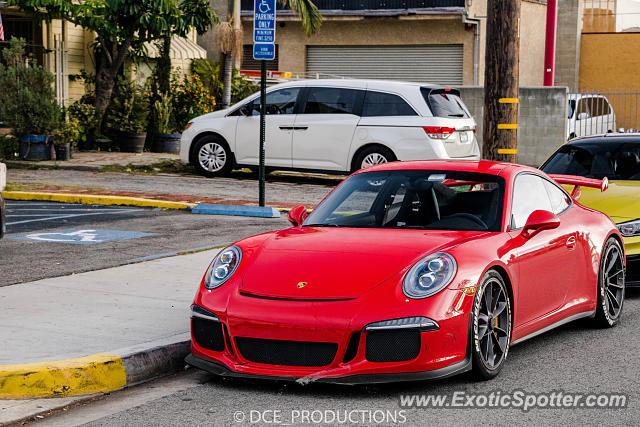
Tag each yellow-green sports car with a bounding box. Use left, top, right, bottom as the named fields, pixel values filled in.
left=541, top=133, right=640, bottom=286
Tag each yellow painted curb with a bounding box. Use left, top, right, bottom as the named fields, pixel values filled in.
left=0, top=354, right=126, bottom=399
left=1, top=191, right=196, bottom=210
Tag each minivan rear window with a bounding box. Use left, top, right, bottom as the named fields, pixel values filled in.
left=421, top=88, right=469, bottom=118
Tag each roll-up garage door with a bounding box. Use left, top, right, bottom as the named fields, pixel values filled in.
left=306, top=45, right=463, bottom=85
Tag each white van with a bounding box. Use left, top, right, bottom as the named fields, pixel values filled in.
left=180, top=79, right=480, bottom=177
left=567, top=94, right=616, bottom=140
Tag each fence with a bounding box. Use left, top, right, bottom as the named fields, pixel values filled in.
left=569, top=90, right=640, bottom=139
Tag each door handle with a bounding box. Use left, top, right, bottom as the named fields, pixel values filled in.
left=293, top=126, right=308, bottom=131
left=566, top=236, right=577, bottom=250
left=278, top=126, right=294, bottom=131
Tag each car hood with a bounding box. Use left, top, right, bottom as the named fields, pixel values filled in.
left=572, top=180, right=640, bottom=223
left=193, top=109, right=230, bottom=122
left=240, top=227, right=487, bottom=299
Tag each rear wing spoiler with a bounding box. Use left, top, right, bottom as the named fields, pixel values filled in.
left=548, top=174, right=608, bottom=199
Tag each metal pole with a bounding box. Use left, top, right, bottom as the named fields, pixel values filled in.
left=259, top=59, right=266, bottom=207
left=543, top=0, right=557, bottom=86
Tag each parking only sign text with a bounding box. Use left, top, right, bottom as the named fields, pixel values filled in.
left=253, top=0, right=276, bottom=60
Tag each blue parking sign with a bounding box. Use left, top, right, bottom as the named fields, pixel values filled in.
left=253, top=43, right=275, bottom=61
left=253, top=0, right=276, bottom=60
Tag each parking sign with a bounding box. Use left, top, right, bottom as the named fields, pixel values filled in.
left=253, top=0, right=276, bottom=60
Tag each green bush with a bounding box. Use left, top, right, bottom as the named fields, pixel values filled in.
left=103, top=76, right=149, bottom=135
left=0, top=37, right=62, bottom=136
left=67, top=101, right=99, bottom=145
left=190, top=59, right=258, bottom=107
left=0, top=134, right=19, bottom=160
left=170, top=74, right=216, bottom=132
left=152, top=93, right=172, bottom=134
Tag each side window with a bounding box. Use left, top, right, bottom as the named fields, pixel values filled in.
left=602, top=98, right=612, bottom=115
left=250, top=88, right=300, bottom=115
left=511, top=174, right=553, bottom=229
left=576, top=99, right=590, bottom=118
left=543, top=180, right=571, bottom=215
left=362, top=91, right=417, bottom=117
left=303, top=87, right=359, bottom=114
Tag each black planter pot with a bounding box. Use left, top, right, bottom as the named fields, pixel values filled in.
left=78, top=137, right=95, bottom=151
left=119, top=132, right=147, bottom=153
left=152, top=133, right=181, bottom=154
left=54, top=143, right=71, bottom=161
left=19, top=134, right=52, bottom=160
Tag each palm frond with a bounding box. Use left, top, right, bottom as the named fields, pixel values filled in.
left=281, top=0, right=322, bottom=36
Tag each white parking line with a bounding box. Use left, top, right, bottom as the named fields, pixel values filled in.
left=6, top=209, right=144, bottom=226
left=6, top=214, right=74, bottom=217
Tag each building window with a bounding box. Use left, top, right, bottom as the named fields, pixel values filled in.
left=241, top=45, right=279, bottom=71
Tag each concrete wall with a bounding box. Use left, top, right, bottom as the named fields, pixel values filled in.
left=555, top=0, right=584, bottom=90
left=242, top=15, right=477, bottom=85
left=518, top=0, right=547, bottom=86
left=459, top=86, right=568, bottom=166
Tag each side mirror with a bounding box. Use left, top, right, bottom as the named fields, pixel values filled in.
left=521, top=210, right=560, bottom=239
left=288, top=205, right=309, bottom=227
left=577, top=112, right=588, bottom=120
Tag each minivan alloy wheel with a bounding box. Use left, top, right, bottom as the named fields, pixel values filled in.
left=361, top=153, right=388, bottom=168
left=198, top=142, right=227, bottom=172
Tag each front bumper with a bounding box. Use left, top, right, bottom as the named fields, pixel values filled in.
left=187, top=284, right=474, bottom=383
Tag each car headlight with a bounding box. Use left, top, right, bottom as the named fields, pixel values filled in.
left=204, top=246, right=242, bottom=289
left=618, top=219, right=640, bottom=237
left=403, top=252, right=457, bottom=299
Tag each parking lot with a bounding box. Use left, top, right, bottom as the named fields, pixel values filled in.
left=0, top=199, right=289, bottom=286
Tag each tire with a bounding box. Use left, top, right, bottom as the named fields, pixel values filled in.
left=471, top=270, right=512, bottom=380
left=594, top=238, right=625, bottom=327
left=352, top=146, right=396, bottom=173
left=192, top=136, right=233, bottom=177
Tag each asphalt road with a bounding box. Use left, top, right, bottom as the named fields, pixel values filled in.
left=0, top=200, right=289, bottom=286
left=36, top=288, right=640, bottom=426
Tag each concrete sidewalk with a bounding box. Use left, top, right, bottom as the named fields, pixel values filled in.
left=5, top=152, right=180, bottom=172
left=0, top=249, right=217, bottom=402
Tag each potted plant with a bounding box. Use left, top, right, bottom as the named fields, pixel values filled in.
left=104, top=76, right=149, bottom=153
left=0, top=38, right=61, bottom=160
left=55, top=117, right=79, bottom=161
left=68, top=101, right=99, bottom=151
left=151, top=93, right=181, bottom=154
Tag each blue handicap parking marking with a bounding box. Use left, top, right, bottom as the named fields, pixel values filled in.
left=6, top=228, right=155, bottom=245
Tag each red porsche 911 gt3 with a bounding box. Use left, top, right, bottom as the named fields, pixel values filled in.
left=186, top=160, right=625, bottom=383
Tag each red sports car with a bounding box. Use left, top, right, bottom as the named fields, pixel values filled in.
left=186, top=160, right=625, bottom=383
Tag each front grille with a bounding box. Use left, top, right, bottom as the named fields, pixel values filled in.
left=365, top=329, right=421, bottom=362
left=627, top=255, right=640, bottom=285
left=235, top=337, right=338, bottom=367
left=192, top=317, right=225, bottom=352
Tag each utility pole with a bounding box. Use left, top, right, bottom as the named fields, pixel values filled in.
left=482, top=0, right=521, bottom=162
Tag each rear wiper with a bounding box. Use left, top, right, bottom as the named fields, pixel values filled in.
left=304, top=223, right=340, bottom=227
left=448, top=114, right=465, bottom=117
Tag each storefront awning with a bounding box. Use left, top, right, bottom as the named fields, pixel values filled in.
left=145, top=36, right=207, bottom=60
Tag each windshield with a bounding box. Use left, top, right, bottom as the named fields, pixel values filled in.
left=541, top=141, right=640, bottom=180
left=303, top=170, right=505, bottom=231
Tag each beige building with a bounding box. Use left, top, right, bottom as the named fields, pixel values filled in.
left=233, top=0, right=548, bottom=87
left=0, top=7, right=206, bottom=104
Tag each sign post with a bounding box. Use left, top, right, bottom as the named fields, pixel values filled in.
left=253, top=0, right=276, bottom=207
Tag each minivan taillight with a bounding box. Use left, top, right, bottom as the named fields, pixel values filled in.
left=423, top=126, right=455, bottom=139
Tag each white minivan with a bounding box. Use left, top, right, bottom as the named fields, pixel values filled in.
left=180, top=79, right=480, bottom=177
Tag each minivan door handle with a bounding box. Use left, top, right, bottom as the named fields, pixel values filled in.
left=279, top=126, right=294, bottom=131
left=293, top=126, right=308, bottom=131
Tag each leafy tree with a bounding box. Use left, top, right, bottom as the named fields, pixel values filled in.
left=8, top=0, right=215, bottom=125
